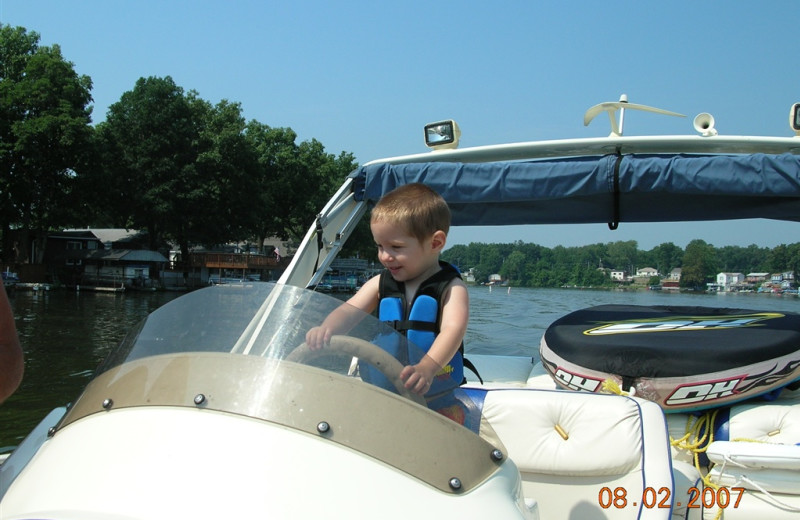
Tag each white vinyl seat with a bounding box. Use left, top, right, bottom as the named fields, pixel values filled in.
left=699, top=398, right=800, bottom=519
left=471, top=388, right=676, bottom=519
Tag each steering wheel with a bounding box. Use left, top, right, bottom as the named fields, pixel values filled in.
left=286, top=335, right=426, bottom=406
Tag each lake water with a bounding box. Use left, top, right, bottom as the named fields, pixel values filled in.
left=1, top=289, right=184, bottom=449
left=2, top=285, right=799, bottom=448
left=466, top=286, right=800, bottom=358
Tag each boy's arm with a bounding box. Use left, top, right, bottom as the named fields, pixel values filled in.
left=305, top=276, right=381, bottom=350
left=401, top=279, right=469, bottom=394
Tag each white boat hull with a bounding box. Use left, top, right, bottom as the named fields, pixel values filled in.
left=1, top=406, right=531, bottom=520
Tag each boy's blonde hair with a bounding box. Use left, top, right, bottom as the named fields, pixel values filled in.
left=370, top=183, right=450, bottom=243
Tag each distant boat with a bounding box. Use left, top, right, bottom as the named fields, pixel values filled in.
left=1, top=270, right=19, bottom=288
left=78, top=284, right=125, bottom=293
left=14, top=283, right=52, bottom=292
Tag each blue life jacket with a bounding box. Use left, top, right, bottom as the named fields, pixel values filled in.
left=362, top=261, right=466, bottom=397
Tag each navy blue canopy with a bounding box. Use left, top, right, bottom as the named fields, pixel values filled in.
left=351, top=153, right=800, bottom=226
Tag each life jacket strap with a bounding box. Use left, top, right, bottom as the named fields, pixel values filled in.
left=390, top=319, right=438, bottom=334
left=463, top=357, right=483, bottom=384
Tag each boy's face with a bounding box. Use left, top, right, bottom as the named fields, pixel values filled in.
left=371, top=220, right=444, bottom=282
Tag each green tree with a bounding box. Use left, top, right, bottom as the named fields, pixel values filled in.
left=441, top=244, right=472, bottom=273
left=246, top=122, right=356, bottom=251
left=500, top=250, right=527, bottom=284
left=0, top=25, right=93, bottom=263
left=96, top=77, right=263, bottom=268
left=191, top=98, right=259, bottom=248
left=767, top=244, right=790, bottom=274
left=96, top=76, right=198, bottom=250
left=681, top=239, right=717, bottom=289
left=339, top=217, right=375, bottom=261
left=289, top=140, right=356, bottom=241
left=650, top=242, right=683, bottom=277
left=716, top=244, right=768, bottom=273
left=245, top=123, right=298, bottom=247
left=478, top=244, right=503, bottom=281
left=606, top=240, right=638, bottom=273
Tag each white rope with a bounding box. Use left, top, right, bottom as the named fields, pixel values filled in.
left=720, top=454, right=748, bottom=470
left=710, top=455, right=800, bottom=513
left=737, top=475, right=800, bottom=512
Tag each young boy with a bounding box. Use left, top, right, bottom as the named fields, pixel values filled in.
left=305, top=183, right=469, bottom=396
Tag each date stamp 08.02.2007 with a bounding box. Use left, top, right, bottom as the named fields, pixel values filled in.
left=598, top=486, right=745, bottom=510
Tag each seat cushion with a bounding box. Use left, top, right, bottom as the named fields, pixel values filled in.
left=480, top=389, right=646, bottom=476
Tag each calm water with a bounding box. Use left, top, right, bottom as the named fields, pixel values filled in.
left=2, top=285, right=799, bottom=448
left=466, top=286, right=800, bottom=358
left=1, top=289, right=184, bottom=449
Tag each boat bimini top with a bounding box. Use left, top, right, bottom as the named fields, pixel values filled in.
left=279, top=97, right=800, bottom=289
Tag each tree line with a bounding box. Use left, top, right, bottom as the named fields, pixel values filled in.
left=0, top=25, right=357, bottom=267
left=440, top=239, right=800, bottom=289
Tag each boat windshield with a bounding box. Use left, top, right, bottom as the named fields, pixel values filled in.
left=58, top=282, right=504, bottom=493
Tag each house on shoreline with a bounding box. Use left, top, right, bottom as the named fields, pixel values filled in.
left=45, top=229, right=167, bottom=290
left=24, top=229, right=294, bottom=290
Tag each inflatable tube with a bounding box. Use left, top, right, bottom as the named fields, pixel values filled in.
left=540, top=305, right=800, bottom=412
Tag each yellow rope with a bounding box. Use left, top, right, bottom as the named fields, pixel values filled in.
left=601, top=378, right=631, bottom=396
left=602, top=380, right=728, bottom=516
left=670, top=410, right=719, bottom=482
left=730, top=437, right=767, bottom=443
left=670, top=410, right=728, bottom=519
left=602, top=381, right=725, bottom=515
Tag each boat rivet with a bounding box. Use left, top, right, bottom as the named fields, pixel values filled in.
left=317, top=421, right=330, bottom=433
left=449, top=477, right=462, bottom=490
left=491, top=449, right=504, bottom=461
left=47, top=427, right=56, bottom=437
left=102, top=398, right=113, bottom=409
left=194, top=394, right=206, bottom=405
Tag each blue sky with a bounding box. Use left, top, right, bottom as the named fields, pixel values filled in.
left=3, top=1, right=800, bottom=250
